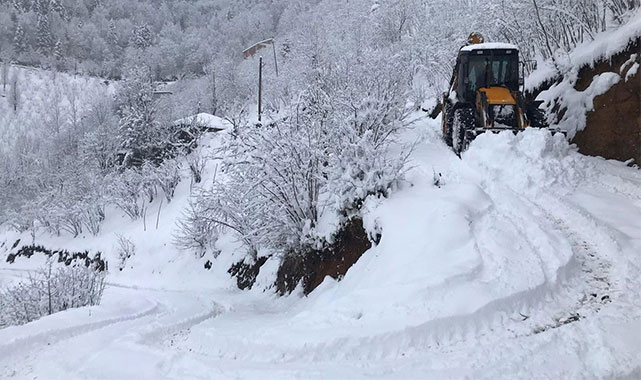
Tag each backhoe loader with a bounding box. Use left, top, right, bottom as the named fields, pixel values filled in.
left=436, top=33, right=555, bottom=154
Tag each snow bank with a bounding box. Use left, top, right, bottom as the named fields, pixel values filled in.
left=526, top=8, right=641, bottom=92
left=537, top=69, right=623, bottom=138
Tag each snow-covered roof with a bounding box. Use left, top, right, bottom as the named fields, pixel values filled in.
left=172, top=113, right=231, bottom=130
left=461, top=43, right=519, bottom=52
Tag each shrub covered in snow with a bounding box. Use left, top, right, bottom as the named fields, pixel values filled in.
left=178, top=52, right=411, bottom=261
left=115, top=234, right=136, bottom=271
left=0, top=260, right=106, bottom=328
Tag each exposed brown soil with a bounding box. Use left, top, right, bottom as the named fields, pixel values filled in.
left=529, top=38, right=640, bottom=164
left=228, top=256, right=268, bottom=290
left=572, top=38, right=640, bottom=163
left=275, top=217, right=372, bottom=295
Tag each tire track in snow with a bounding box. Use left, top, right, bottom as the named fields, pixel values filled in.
left=523, top=202, right=613, bottom=335
left=191, top=195, right=613, bottom=365
left=1, top=290, right=225, bottom=379
left=0, top=299, right=161, bottom=362
left=271, top=122, right=635, bottom=370
left=180, top=127, right=625, bottom=365
left=244, top=177, right=620, bottom=363
left=139, top=302, right=224, bottom=348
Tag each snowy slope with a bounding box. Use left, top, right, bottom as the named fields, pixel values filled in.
left=1, top=112, right=640, bottom=379
left=0, top=64, right=111, bottom=141
left=526, top=8, right=641, bottom=93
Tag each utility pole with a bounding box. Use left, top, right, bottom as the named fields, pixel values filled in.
left=271, top=42, right=279, bottom=77
left=243, top=39, right=279, bottom=122
left=258, top=56, right=262, bottom=122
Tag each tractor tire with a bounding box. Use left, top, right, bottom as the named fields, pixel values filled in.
left=526, top=107, right=548, bottom=129
left=443, top=103, right=455, bottom=147
left=452, top=107, right=476, bottom=155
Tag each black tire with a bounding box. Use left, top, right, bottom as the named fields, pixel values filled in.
left=526, top=107, right=548, bottom=129
left=443, top=103, right=455, bottom=147
left=452, top=107, right=476, bottom=154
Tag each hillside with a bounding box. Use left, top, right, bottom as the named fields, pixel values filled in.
left=1, top=114, right=640, bottom=379
left=1, top=1, right=640, bottom=379
left=527, top=10, right=641, bottom=162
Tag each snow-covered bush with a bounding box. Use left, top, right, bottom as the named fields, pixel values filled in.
left=326, top=54, right=412, bottom=212
left=107, top=169, right=146, bottom=220
left=115, top=234, right=136, bottom=271
left=178, top=54, right=412, bottom=259
left=0, top=260, right=106, bottom=328
left=107, top=158, right=182, bottom=221
left=175, top=197, right=219, bottom=256
left=152, top=160, right=182, bottom=203
left=186, top=147, right=207, bottom=185
left=175, top=181, right=262, bottom=259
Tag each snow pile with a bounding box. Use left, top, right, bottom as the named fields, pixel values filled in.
left=464, top=129, right=585, bottom=191
left=623, top=53, right=639, bottom=80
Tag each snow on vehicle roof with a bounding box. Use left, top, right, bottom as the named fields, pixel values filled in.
left=461, top=42, right=519, bottom=52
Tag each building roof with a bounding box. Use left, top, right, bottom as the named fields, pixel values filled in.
left=172, top=113, right=231, bottom=131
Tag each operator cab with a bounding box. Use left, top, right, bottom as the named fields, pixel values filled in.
left=454, top=43, right=520, bottom=103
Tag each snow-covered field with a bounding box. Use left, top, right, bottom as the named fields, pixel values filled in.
left=1, top=114, right=640, bottom=379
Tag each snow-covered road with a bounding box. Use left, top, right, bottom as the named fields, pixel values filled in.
left=1, top=115, right=640, bottom=379
left=0, top=284, right=222, bottom=379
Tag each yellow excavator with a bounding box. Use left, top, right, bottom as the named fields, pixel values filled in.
left=434, top=33, right=554, bottom=154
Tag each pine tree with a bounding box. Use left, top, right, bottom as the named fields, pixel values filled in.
left=108, top=20, right=120, bottom=53
left=36, top=12, right=54, bottom=56
left=131, top=24, right=152, bottom=50
left=32, top=0, right=47, bottom=15
left=53, top=39, right=63, bottom=60
left=50, top=0, right=67, bottom=20
left=13, top=24, right=27, bottom=55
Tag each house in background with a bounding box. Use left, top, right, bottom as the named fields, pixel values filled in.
left=170, top=112, right=231, bottom=152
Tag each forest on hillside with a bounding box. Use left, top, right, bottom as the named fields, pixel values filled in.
left=0, top=0, right=638, bottom=261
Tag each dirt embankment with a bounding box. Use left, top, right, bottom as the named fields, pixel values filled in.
left=533, top=38, right=640, bottom=163
left=226, top=217, right=373, bottom=295
left=275, top=217, right=372, bottom=295
left=572, top=39, right=640, bottom=163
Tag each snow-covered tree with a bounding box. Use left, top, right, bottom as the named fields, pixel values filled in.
left=1, top=61, right=8, bottom=92
left=13, top=23, right=27, bottom=54
left=115, top=66, right=166, bottom=165
left=8, top=69, right=19, bottom=112
left=36, top=12, right=53, bottom=55
left=131, top=24, right=153, bottom=50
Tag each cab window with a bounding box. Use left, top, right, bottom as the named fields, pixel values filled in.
left=466, top=52, right=518, bottom=95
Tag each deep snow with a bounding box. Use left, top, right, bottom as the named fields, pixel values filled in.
left=1, top=115, right=640, bottom=379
